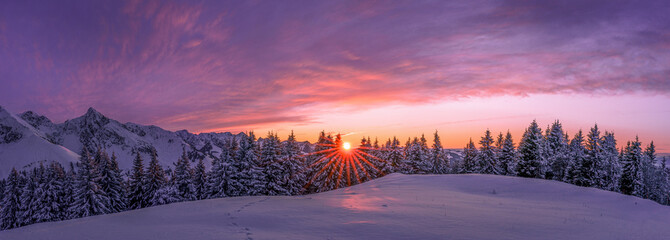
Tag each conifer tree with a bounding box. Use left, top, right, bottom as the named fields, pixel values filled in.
left=33, top=163, right=65, bottom=223
left=545, top=121, right=570, bottom=181
left=567, top=130, right=587, bottom=185
left=600, top=132, right=621, bottom=191
left=224, top=137, right=246, bottom=196
left=62, top=163, right=76, bottom=219
left=406, top=135, right=430, bottom=174
left=431, top=131, right=447, bottom=174
left=658, top=157, right=669, bottom=204
left=281, top=131, right=306, bottom=195
left=497, top=131, right=517, bottom=176
left=127, top=152, right=146, bottom=209
left=0, top=179, right=5, bottom=209
left=193, top=158, right=207, bottom=200
left=109, top=153, right=126, bottom=211
left=386, top=137, right=404, bottom=174
left=173, top=150, right=195, bottom=201
left=151, top=184, right=180, bottom=206
left=19, top=166, right=41, bottom=226
left=262, top=132, right=289, bottom=195
left=578, top=124, right=602, bottom=187
left=207, top=138, right=233, bottom=198
left=461, top=138, right=478, bottom=173
left=95, top=149, right=124, bottom=213
left=477, top=129, right=498, bottom=174
left=620, top=137, right=644, bottom=196
left=642, top=141, right=657, bottom=199
left=1, top=168, right=22, bottom=230
left=239, top=131, right=266, bottom=195
left=69, top=149, right=110, bottom=218
left=145, top=149, right=167, bottom=205
left=516, top=120, right=545, bottom=178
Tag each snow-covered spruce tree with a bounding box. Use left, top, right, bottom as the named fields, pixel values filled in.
left=516, top=120, right=545, bottom=178
left=576, top=124, right=602, bottom=188
left=69, top=149, right=110, bottom=218
left=405, top=135, right=430, bottom=174
left=658, top=157, right=670, bottom=205
left=19, top=165, right=42, bottom=226
left=495, top=132, right=504, bottom=155
left=461, top=138, right=478, bottom=174
left=386, top=137, right=405, bottom=174
left=207, top=138, right=233, bottom=198
left=0, top=179, right=5, bottom=209
left=620, top=138, right=644, bottom=196
left=261, top=132, right=289, bottom=195
left=497, top=131, right=517, bottom=176
left=127, top=152, right=146, bottom=209
left=642, top=141, right=657, bottom=199
left=649, top=155, right=668, bottom=204
left=145, top=148, right=167, bottom=206
left=95, top=149, right=124, bottom=213
left=328, top=134, right=347, bottom=189
left=243, top=132, right=267, bottom=195
left=401, top=138, right=412, bottom=174
left=378, top=139, right=394, bottom=176
left=567, top=130, right=587, bottom=185
left=193, top=158, right=207, bottom=200
left=224, top=136, right=246, bottom=197
left=477, top=129, right=498, bottom=175
left=431, top=131, right=448, bottom=174
left=0, top=179, right=4, bottom=205
left=304, top=131, right=336, bottom=193
left=370, top=137, right=387, bottom=176
left=33, top=163, right=65, bottom=224
left=358, top=137, right=377, bottom=181
left=62, top=163, right=76, bottom=219
left=151, top=184, right=180, bottom=206
left=173, top=150, right=195, bottom=201
left=545, top=121, right=570, bottom=181
left=418, top=134, right=431, bottom=173
left=600, top=132, right=621, bottom=192
left=1, top=168, right=22, bottom=230
left=282, top=131, right=306, bottom=195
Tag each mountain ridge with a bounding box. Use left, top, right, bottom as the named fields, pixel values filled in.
left=0, top=106, right=247, bottom=177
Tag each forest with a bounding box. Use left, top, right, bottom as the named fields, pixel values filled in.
left=1, top=120, right=668, bottom=230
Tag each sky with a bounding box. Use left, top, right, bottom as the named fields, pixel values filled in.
left=0, top=0, right=669, bottom=151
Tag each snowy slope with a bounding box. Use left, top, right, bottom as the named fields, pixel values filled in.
left=0, top=107, right=79, bottom=177
left=2, top=174, right=669, bottom=240
left=0, top=106, right=246, bottom=177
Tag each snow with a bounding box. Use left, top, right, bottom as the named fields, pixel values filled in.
left=2, top=174, right=669, bottom=240
left=0, top=107, right=78, bottom=177
left=0, top=107, right=233, bottom=177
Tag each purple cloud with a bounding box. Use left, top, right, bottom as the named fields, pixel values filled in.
left=0, top=0, right=668, bottom=132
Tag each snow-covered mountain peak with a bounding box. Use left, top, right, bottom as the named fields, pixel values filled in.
left=71, top=107, right=110, bottom=127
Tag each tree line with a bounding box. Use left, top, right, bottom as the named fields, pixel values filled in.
left=371, top=120, right=669, bottom=205
left=1, top=121, right=669, bottom=230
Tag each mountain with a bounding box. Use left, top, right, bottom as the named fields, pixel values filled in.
left=1, top=173, right=668, bottom=239
left=0, top=106, right=244, bottom=177
left=0, top=106, right=79, bottom=177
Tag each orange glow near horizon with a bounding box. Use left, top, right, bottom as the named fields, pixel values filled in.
left=212, top=94, right=670, bottom=153
left=303, top=140, right=386, bottom=190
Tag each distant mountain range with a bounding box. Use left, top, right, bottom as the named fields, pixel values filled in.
left=0, top=106, right=285, bottom=177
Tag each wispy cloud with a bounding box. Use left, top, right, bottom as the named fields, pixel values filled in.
left=0, top=0, right=669, bottom=132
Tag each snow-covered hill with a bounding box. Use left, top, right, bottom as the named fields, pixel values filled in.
left=1, top=174, right=668, bottom=240
left=0, top=106, right=245, bottom=177
left=0, top=107, right=79, bottom=177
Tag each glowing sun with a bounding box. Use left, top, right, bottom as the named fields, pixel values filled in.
left=302, top=135, right=387, bottom=190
